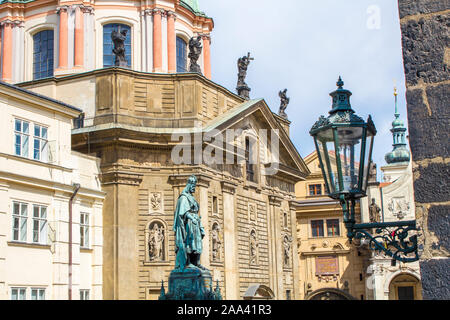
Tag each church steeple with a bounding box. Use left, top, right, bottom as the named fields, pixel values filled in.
left=385, top=87, right=411, bottom=164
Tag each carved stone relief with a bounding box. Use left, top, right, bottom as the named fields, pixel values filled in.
left=249, top=229, right=258, bottom=265
left=283, top=235, right=292, bottom=268
left=211, top=222, right=222, bottom=262
left=148, top=221, right=165, bottom=262
left=149, top=192, right=163, bottom=213
left=387, top=197, right=410, bottom=220
left=248, top=203, right=256, bottom=222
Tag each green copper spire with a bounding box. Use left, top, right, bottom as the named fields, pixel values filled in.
left=385, top=87, right=410, bottom=164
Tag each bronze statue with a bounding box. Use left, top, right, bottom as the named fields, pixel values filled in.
left=369, top=198, right=381, bottom=223
left=173, top=175, right=206, bottom=270
left=111, top=28, right=128, bottom=67
left=188, top=36, right=203, bottom=74
left=278, top=89, right=290, bottom=119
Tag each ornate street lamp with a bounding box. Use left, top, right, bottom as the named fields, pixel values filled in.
left=310, top=77, right=418, bottom=263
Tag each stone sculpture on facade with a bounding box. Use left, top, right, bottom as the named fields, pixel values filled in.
left=111, top=28, right=128, bottom=67
left=188, top=36, right=203, bottom=74
left=369, top=198, right=382, bottom=223
left=368, top=162, right=377, bottom=183
left=236, top=52, right=254, bottom=100
left=211, top=223, right=222, bottom=262
left=159, top=175, right=221, bottom=300
left=250, top=230, right=258, bottom=265
left=148, top=223, right=165, bottom=261
left=278, top=89, right=290, bottom=119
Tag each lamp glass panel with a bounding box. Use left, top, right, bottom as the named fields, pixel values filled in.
left=336, top=126, right=363, bottom=193
left=361, top=131, right=374, bottom=192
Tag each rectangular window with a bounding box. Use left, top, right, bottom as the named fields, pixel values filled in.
left=326, top=219, right=340, bottom=237
left=14, top=119, right=29, bottom=157
left=31, top=288, right=45, bottom=300
left=32, top=205, right=48, bottom=244
left=309, top=184, right=322, bottom=196
left=212, top=196, right=218, bottom=214
left=12, top=202, right=28, bottom=242
left=33, top=124, right=48, bottom=162
left=245, top=138, right=255, bottom=182
left=80, top=212, right=89, bottom=248
left=311, top=220, right=324, bottom=237
left=80, top=289, right=90, bottom=300
left=11, top=287, right=27, bottom=300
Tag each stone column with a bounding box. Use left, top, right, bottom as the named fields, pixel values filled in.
left=1, top=22, right=13, bottom=82
left=202, top=34, right=211, bottom=79
left=144, top=9, right=153, bottom=72
left=221, top=181, right=239, bottom=299
left=74, top=5, right=84, bottom=68
left=92, top=199, right=104, bottom=300
left=152, top=9, right=163, bottom=72
left=289, top=200, right=301, bottom=300
left=167, top=11, right=176, bottom=73
left=57, top=7, right=69, bottom=69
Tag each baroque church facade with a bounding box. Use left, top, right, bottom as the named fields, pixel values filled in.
left=1, top=0, right=310, bottom=299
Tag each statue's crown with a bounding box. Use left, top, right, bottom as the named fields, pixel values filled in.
left=187, top=175, right=197, bottom=185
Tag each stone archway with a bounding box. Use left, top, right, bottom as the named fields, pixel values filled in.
left=243, top=285, right=275, bottom=300
left=388, top=273, right=422, bottom=300
left=306, top=288, right=356, bottom=300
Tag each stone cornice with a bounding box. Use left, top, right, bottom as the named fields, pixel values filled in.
left=100, top=171, right=143, bottom=186
left=268, top=195, right=283, bottom=207
left=221, top=180, right=237, bottom=194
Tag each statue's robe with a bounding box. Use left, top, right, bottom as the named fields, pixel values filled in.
left=173, top=189, right=204, bottom=269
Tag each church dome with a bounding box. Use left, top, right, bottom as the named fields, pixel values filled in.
left=385, top=147, right=410, bottom=164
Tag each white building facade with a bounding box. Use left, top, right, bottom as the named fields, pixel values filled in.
left=0, top=81, right=105, bottom=300
left=361, top=91, right=422, bottom=300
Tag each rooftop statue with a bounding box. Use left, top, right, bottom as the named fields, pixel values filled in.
left=111, top=28, right=128, bottom=67
left=278, top=88, right=290, bottom=119
left=188, top=36, right=203, bottom=74
left=236, top=52, right=254, bottom=100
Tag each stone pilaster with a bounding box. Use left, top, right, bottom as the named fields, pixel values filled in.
left=221, top=181, right=238, bottom=299
left=268, top=195, right=283, bottom=299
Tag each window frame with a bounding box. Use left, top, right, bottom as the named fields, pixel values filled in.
left=176, top=36, right=188, bottom=72
left=80, top=212, right=90, bottom=249
left=80, top=289, right=90, bottom=300
left=311, top=219, right=324, bottom=238
left=32, top=205, right=48, bottom=244
left=11, top=287, right=27, bottom=300
left=32, top=124, right=49, bottom=162
left=326, top=218, right=340, bottom=237
left=308, top=184, right=322, bottom=196
left=32, top=29, right=54, bottom=80
left=14, top=119, right=30, bottom=158
left=30, top=288, right=46, bottom=300
left=12, top=201, right=28, bottom=242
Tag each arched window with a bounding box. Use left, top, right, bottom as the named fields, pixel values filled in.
left=33, top=30, right=54, bottom=80
left=176, top=36, right=187, bottom=72
left=103, top=23, right=131, bottom=67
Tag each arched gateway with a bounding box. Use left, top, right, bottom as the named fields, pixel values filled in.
left=306, top=288, right=356, bottom=300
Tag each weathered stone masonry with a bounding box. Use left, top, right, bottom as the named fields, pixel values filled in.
left=398, top=0, right=450, bottom=300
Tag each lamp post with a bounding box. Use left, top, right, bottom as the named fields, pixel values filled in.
left=310, top=77, right=418, bottom=263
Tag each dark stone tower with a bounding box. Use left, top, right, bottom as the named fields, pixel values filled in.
left=397, top=0, right=450, bottom=299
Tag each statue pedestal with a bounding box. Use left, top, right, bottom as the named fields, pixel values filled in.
left=236, top=85, right=251, bottom=100
left=159, top=267, right=222, bottom=300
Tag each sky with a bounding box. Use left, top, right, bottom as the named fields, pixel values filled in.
left=199, top=0, right=409, bottom=176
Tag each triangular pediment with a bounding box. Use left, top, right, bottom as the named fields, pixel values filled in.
left=203, top=99, right=310, bottom=180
